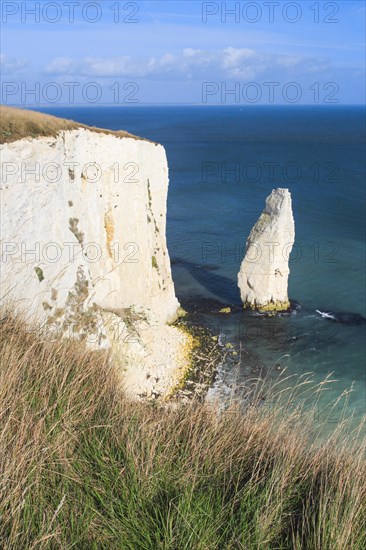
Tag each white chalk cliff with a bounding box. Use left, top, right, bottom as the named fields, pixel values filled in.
left=0, top=109, right=191, bottom=399
left=238, top=188, right=295, bottom=312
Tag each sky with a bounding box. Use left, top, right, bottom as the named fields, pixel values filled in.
left=1, top=0, right=365, bottom=105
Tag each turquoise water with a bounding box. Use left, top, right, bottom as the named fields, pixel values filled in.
left=40, top=106, right=366, bottom=426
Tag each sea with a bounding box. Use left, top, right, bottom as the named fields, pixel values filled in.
left=38, top=105, right=366, bottom=431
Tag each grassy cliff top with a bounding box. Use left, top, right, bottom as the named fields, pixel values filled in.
left=0, top=105, right=145, bottom=145
left=1, top=311, right=365, bottom=548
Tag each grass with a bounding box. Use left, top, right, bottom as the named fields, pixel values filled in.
left=0, top=311, right=365, bottom=549
left=0, top=105, right=145, bottom=144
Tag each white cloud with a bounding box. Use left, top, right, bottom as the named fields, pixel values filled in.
left=0, top=54, right=28, bottom=74
left=43, top=47, right=332, bottom=81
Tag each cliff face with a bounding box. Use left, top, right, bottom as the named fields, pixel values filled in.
left=1, top=128, right=179, bottom=327
left=238, top=188, right=295, bottom=312
left=1, top=119, right=189, bottom=398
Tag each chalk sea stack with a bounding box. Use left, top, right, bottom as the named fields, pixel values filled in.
left=238, top=188, right=295, bottom=312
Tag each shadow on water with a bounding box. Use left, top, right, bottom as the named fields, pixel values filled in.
left=171, top=257, right=366, bottom=325
left=171, top=257, right=241, bottom=305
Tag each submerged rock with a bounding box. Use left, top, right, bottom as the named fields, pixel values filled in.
left=316, top=310, right=366, bottom=325
left=238, top=188, right=295, bottom=312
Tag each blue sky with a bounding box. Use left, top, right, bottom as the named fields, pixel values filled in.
left=1, top=0, right=365, bottom=105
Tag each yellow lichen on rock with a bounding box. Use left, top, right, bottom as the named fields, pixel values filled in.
left=104, top=209, right=115, bottom=260
left=244, top=299, right=290, bottom=312
left=164, top=327, right=197, bottom=399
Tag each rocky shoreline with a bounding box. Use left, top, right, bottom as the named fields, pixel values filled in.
left=168, top=317, right=224, bottom=402
left=168, top=296, right=298, bottom=406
